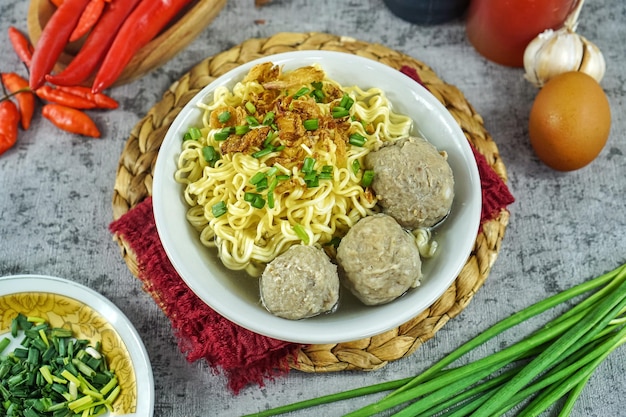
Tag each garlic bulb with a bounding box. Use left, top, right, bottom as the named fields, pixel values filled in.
left=524, top=27, right=605, bottom=87
left=523, top=0, right=605, bottom=87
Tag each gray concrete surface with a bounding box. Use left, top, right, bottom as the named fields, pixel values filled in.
left=1, top=1, right=625, bottom=415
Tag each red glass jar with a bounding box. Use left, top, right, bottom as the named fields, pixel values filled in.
left=466, top=0, right=578, bottom=67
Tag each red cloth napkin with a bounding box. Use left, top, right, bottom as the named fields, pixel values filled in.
left=109, top=67, right=515, bottom=394
left=109, top=197, right=300, bottom=393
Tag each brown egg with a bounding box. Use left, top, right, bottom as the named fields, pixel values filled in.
left=528, top=71, right=611, bottom=171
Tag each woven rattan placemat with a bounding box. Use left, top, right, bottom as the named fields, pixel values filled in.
left=112, top=32, right=510, bottom=373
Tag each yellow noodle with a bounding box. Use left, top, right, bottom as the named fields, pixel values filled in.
left=175, top=63, right=413, bottom=277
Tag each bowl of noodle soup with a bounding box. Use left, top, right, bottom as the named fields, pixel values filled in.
left=153, top=51, right=481, bottom=344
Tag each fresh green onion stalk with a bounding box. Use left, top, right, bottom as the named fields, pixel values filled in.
left=243, top=262, right=626, bottom=417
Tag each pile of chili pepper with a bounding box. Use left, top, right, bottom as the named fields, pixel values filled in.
left=1, top=27, right=116, bottom=156
left=1, top=0, right=195, bottom=156
left=31, top=0, right=194, bottom=92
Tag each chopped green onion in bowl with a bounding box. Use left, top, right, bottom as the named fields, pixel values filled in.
left=0, top=313, right=121, bottom=417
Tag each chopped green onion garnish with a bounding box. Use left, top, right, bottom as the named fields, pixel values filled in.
left=245, top=192, right=265, bottom=209
left=10, top=316, right=19, bottom=337
left=267, top=177, right=279, bottom=209
left=106, top=385, right=121, bottom=404
left=246, top=115, right=260, bottom=127
left=255, top=177, right=269, bottom=192
left=212, top=201, right=227, bottom=217
left=13, top=347, right=27, bottom=359
left=349, top=132, right=367, bottom=147
left=305, top=179, right=319, bottom=188
left=183, top=126, right=202, bottom=141
left=245, top=101, right=256, bottom=114
left=292, top=87, right=310, bottom=99
left=217, top=111, right=231, bottom=123
left=251, top=195, right=266, bottom=209
left=310, top=81, right=325, bottom=102
left=276, top=174, right=291, bottom=181
left=39, top=365, right=53, bottom=385
left=202, top=146, right=215, bottom=162
left=268, top=176, right=279, bottom=190
left=310, top=88, right=325, bottom=102
left=263, top=130, right=278, bottom=147
left=212, top=132, right=227, bottom=142
left=18, top=315, right=33, bottom=329
left=235, top=125, right=250, bottom=135
left=318, top=172, right=333, bottom=180
left=302, top=157, right=316, bottom=173
left=68, top=395, right=93, bottom=411
left=27, top=347, right=39, bottom=364
left=51, top=328, right=72, bottom=338
left=38, top=328, right=49, bottom=347
left=321, top=165, right=333, bottom=173
left=249, top=172, right=266, bottom=185
left=202, top=146, right=220, bottom=167
left=0, top=337, right=10, bottom=355
left=244, top=192, right=260, bottom=203
left=266, top=166, right=279, bottom=177
left=252, top=147, right=274, bottom=158
left=214, top=127, right=233, bottom=141
left=189, top=127, right=202, bottom=140
left=351, top=159, right=361, bottom=175
left=331, top=107, right=350, bottom=118
left=339, top=94, right=354, bottom=110
left=304, top=174, right=319, bottom=188
left=72, top=358, right=96, bottom=377
left=293, top=224, right=310, bottom=244
left=303, top=118, right=319, bottom=131
left=100, top=376, right=118, bottom=396
left=262, top=111, right=275, bottom=126
left=361, top=169, right=375, bottom=187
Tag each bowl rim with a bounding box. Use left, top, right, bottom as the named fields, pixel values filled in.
left=152, top=50, right=482, bottom=344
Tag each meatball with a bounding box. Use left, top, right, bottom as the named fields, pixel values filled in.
left=336, top=214, right=422, bottom=306
left=260, top=244, right=339, bottom=320
left=364, top=136, right=454, bottom=229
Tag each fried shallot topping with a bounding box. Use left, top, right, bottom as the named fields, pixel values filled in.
left=215, top=63, right=354, bottom=169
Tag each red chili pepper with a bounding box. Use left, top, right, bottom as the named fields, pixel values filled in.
left=36, top=85, right=98, bottom=109
left=50, top=0, right=64, bottom=7
left=45, top=0, right=142, bottom=87
left=42, top=104, right=101, bottom=138
left=0, top=99, right=20, bottom=156
left=56, top=85, right=118, bottom=109
left=1, top=73, right=35, bottom=130
left=91, top=0, right=194, bottom=93
left=29, top=0, right=92, bottom=89
left=8, top=26, right=34, bottom=68
left=69, top=0, right=106, bottom=43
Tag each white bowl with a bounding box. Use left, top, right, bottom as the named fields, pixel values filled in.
left=152, top=51, right=481, bottom=344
